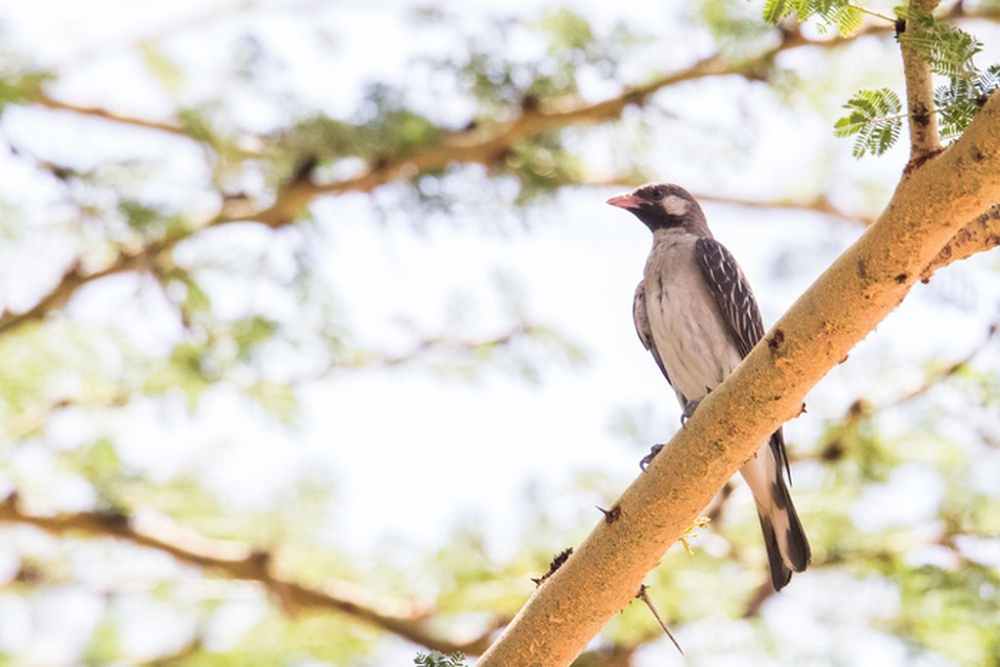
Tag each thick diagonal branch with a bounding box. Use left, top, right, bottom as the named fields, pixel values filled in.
left=476, top=88, right=1000, bottom=667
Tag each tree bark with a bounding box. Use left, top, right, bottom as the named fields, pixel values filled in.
left=475, top=92, right=1000, bottom=667
left=900, top=0, right=943, bottom=164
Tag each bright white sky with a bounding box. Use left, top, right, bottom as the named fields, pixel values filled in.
left=3, top=1, right=1000, bottom=665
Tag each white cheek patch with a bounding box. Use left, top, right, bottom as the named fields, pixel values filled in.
left=662, top=194, right=690, bottom=216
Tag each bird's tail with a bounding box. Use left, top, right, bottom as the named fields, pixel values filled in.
left=739, top=431, right=811, bottom=591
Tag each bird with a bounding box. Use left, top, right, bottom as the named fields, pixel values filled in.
left=607, top=182, right=810, bottom=591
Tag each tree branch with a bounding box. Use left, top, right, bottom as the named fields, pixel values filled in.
left=476, top=84, right=1000, bottom=667
left=0, top=241, right=170, bottom=335
left=921, top=203, right=1000, bottom=279
left=900, top=0, right=944, bottom=166
left=35, top=91, right=189, bottom=138
left=0, top=494, right=496, bottom=655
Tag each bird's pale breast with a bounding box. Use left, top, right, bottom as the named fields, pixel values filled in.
left=643, top=232, right=743, bottom=405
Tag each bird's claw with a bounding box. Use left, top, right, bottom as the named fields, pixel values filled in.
left=680, top=396, right=705, bottom=427
left=640, top=444, right=665, bottom=471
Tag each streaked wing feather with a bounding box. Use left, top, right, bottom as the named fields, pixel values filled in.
left=695, top=237, right=791, bottom=482
left=694, top=237, right=765, bottom=359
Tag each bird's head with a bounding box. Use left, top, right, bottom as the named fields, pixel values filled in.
left=606, top=183, right=711, bottom=237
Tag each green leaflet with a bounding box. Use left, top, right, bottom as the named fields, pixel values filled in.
left=834, top=88, right=902, bottom=158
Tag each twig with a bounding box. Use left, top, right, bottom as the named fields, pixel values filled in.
left=742, top=580, right=776, bottom=618
left=35, top=92, right=189, bottom=138
left=635, top=585, right=683, bottom=655
left=899, top=0, right=944, bottom=166
left=843, top=320, right=999, bottom=418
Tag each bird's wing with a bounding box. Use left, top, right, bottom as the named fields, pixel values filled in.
left=695, top=236, right=792, bottom=480
left=694, top=236, right=765, bottom=359
left=633, top=281, right=672, bottom=386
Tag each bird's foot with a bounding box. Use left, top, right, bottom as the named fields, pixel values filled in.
left=680, top=396, right=705, bottom=427
left=640, top=444, right=665, bottom=471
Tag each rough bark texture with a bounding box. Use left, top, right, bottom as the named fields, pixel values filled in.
left=476, top=92, right=1000, bottom=667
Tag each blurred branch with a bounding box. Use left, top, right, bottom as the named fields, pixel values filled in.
left=3, top=392, right=128, bottom=440
left=742, top=580, right=775, bottom=618
left=0, top=494, right=498, bottom=655
left=35, top=91, right=189, bottom=137
left=1, top=19, right=988, bottom=342
left=0, top=28, right=880, bottom=336
left=285, top=25, right=884, bottom=207
left=693, top=193, right=875, bottom=226
left=822, top=319, right=1000, bottom=436
left=0, top=243, right=169, bottom=335
left=362, top=325, right=532, bottom=369
left=884, top=321, right=998, bottom=408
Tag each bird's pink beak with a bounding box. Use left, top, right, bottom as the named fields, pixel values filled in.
left=606, top=193, right=641, bottom=210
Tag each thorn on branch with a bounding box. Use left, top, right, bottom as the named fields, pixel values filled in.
left=597, top=504, right=621, bottom=525
left=767, top=328, right=785, bottom=351
left=635, top=585, right=683, bottom=655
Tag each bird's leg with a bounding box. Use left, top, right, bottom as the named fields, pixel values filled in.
left=644, top=389, right=714, bottom=470
left=681, top=389, right=712, bottom=427
left=640, top=444, right=665, bottom=471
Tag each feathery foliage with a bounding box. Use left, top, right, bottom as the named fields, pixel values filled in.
left=895, top=6, right=982, bottom=79
left=834, top=88, right=903, bottom=157
left=762, top=0, right=865, bottom=36
left=935, top=65, right=1000, bottom=139
left=414, top=652, right=469, bottom=667
left=766, top=2, right=1000, bottom=156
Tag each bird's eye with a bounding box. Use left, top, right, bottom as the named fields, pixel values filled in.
left=651, top=186, right=666, bottom=199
